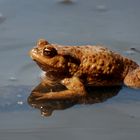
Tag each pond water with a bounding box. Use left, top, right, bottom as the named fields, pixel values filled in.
left=0, top=0, right=140, bottom=139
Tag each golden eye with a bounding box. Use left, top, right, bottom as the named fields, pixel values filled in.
left=43, top=46, right=57, bottom=57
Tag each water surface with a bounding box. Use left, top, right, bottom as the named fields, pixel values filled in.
left=0, top=0, right=140, bottom=139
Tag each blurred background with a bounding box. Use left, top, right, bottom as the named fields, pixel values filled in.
left=0, top=0, right=140, bottom=86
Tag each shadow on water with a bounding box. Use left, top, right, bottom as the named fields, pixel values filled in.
left=28, top=83, right=122, bottom=117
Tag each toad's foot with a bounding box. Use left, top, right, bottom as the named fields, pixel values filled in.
left=32, top=77, right=87, bottom=100
left=33, top=90, right=85, bottom=100
left=124, top=67, right=140, bottom=88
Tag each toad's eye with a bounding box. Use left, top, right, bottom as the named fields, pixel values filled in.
left=43, top=46, right=57, bottom=57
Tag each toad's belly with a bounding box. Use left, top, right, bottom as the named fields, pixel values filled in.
left=79, top=72, right=124, bottom=86
left=86, top=77, right=123, bottom=86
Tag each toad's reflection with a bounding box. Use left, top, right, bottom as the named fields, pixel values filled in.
left=28, top=83, right=121, bottom=117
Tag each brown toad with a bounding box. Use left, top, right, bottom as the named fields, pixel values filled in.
left=29, top=39, right=140, bottom=100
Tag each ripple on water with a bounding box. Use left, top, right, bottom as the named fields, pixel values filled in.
left=8, top=76, right=17, bottom=82
left=0, top=86, right=32, bottom=112
left=123, top=47, right=140, bottom=56
left=124, top=49, right=136, bottom=55
left=0, top=13, right=6, bottom=24
left=58, top=0, right=74, bottom=5
left=95, top=5, right=109, bottom=13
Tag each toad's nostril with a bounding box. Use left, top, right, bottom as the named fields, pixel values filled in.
left=33, top=48, right=37, bottom=52
left=31, top=48, right=39, bottom=54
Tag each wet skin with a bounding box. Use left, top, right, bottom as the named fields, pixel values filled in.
left=29, top=39, right=140, bottom=100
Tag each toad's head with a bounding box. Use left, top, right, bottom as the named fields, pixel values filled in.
left=29, top=39, right=67, bottom=72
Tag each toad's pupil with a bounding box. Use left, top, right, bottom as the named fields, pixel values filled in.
left=43, top=48, right=51, bottom=56
left=43, top=46, right=57, bottom=57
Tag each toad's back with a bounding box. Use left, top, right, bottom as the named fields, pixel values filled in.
left=54, top=44, right=138, bottom=86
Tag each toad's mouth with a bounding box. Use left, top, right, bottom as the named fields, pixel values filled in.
left=29, top=48, right=52, bottom=67
left=36, top=61, right=46, bottom=70
left=35, top=61, right=54, bottom=72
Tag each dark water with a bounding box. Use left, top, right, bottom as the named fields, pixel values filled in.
left=0, top=0, right=140, bottom=139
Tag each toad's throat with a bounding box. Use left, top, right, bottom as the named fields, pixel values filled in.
left=36, top=61, right=55, bottom=72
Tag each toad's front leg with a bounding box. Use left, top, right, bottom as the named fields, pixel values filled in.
left=33, top=77, right=87, bottom=100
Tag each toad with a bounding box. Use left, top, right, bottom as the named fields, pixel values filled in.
left=29, top=39, right=140, bottom=100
